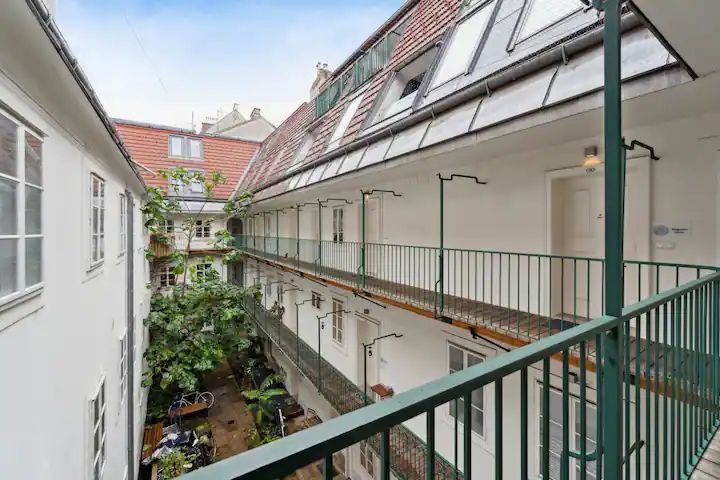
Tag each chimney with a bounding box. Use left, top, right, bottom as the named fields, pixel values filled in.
left=250, top=108, right=262, bottom=120
left=201, top=122, right=214, bottom=133
left=310, top=62, right=332, bottom=99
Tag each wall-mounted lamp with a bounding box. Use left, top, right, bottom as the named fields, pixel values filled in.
left=583, top=145, right=602, bottom=172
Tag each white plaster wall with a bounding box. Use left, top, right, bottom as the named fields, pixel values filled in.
left=0, top=68, right=150, bottom=480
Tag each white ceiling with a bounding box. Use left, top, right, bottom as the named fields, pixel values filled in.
left=633, top=0, right=720, bottom=77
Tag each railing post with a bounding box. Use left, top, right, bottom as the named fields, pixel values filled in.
left=318, top=200, right=323, bottom=275
left=361, top=191, right=367, bottom=288
left=296, top=204, right=301, bottom=269
left=600, top=0, right=625, bottom=477
left=438, top=177, right=444, bottom=318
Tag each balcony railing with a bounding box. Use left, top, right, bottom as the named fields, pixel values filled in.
left=241, top=294, right=460, bottom=479
left=236, top=235, right=719, bottom=342
left=187, top=269, right=720, bottom=479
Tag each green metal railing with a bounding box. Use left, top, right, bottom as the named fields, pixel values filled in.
left=237, top=235, right=719, bottom=340
left=187, top=271, right=720, bottom=480
left=240, top=293, right=460, bottom=480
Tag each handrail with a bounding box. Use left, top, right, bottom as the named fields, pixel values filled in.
left=186, top=271, right=720, bottom=480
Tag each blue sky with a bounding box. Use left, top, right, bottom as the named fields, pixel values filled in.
left=57, top=0, right=403, bottom=129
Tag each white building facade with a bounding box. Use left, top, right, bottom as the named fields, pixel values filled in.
left=0, top=2, right=150, bottom=480
left=229, top=0, right=720, bottom=479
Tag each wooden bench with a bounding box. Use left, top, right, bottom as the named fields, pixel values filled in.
left=168, top=401, right=209, bottom=420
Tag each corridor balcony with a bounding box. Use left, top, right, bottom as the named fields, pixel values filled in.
left=186, top=270, right=720, bottom=479
left=236, top=234, right=718, bottom=345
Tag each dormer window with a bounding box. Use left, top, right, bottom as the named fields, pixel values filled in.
left=429, top=0, right=496, bottom=90
left=370, top=48, right=435, bottom=124
left=288, top=131, right=317, bottom=173
left=168, top=135, right=203, bottom=160
left=517, top=0, right=584, bottom=41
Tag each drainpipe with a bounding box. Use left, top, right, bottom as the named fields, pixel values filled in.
left=125, top=191, right=136, bottom=479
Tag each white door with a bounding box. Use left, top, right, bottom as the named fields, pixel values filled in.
left=357, top=316, right=380, bottom=400
left=555, top=165, right=647, bottom=319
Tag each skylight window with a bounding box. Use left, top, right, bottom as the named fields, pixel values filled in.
left=518, top=0, right=583, bottom=40
left=325, top=94, right=364, bottom=153
left=429, top=1, right=496, bottom=89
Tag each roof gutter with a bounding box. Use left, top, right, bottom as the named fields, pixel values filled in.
left=251, top=13, right=643, bottom=196
left=24, top=0, right=146, bottom=187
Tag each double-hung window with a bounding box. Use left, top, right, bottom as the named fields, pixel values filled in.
left=196, top=263, right=213, bottom=279
left=90, top=379, right=107, bottom=480
left=119, top=194, right=126, bottom=254
left=537, top=386, right=597, bottom=479
left=162, top=219, right=174, bottom=235
left=90, top=174, right=106, bottom=265
left=448, top=344, right=485, bottom=436
left=311, top=291, right=322, bottom=309
left=0, top=111, right=43, bottom=302
left=359, top=441, right=376, bottom=478
left=159, top=266, right=176, bottom=288
left=332, top=207, right=344, bottom=243
left=168, top=135, right=203, bottom=160
left=195, top=220, right=211, bottom=238
left=332, top=298, right=344, bottom=345
left=119, top=333, right=127, bottom=401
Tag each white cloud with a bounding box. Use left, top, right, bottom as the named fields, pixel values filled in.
left=57, top=0, right=402, bottom=129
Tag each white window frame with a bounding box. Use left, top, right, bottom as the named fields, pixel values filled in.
left=429, top=0, right=496, bottom=90
left=535, top=384, right=598, bottom=480
left=332, top=298, right=344, bottom=345
left=0, top=109, right=44, bottom=306
left=90, top=378, right=107, bottom=480
left=162, top=219, right=174, bottom=235
left=325, top=93, right=365, bottom=153
left=516, top=0, right=584, bottom=43
left=359, top=440, right=376, bottom=478
left=447, top=343, right=485, bottom=438
left=195, top=219, right=211, bottom=239
left=311, top=291, right=322, bottom=309
left=119, top=194, right=127, bottom=255
left=196, top=262, right=213, bottom=280
left=119, top=331, right=127, bottom=405
left=168, top=134, right=204, bottom=160
left=332, top=207, right=344, bottom=243
left=90, top=173, right=106, bottom=266
left=159, top=266, right=176, bottom=288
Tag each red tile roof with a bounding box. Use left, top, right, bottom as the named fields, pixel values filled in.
left=242, top=0, right=462, bottom=192
left=115, top=121, right=260, bottom=199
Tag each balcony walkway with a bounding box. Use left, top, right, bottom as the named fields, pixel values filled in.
left=693, top=431, right=720, bottom=479
left=242, top=296, right=462, bottom=480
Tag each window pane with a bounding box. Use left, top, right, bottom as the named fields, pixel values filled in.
left=325, top=94, right=364, bottom=152
left=471, top=407, right=483, bottom=435
left=520, top=0, right=582, bottom=40
left=169, top=136, right=184, bottom=157
left=431, top=2, right=495, bottom=88
left=0, top=177, right=17, bottom=235
left=25, top=237, right=42, bottom=286
left=25, top=186, right=41, bottom=235
left=189, top=139, right=203, bottom=159
left=0, top=239, right=17, bottom=297
left=449, top=345, right=463, bottom=372
left=25, top=132, right=42, bottom=186
left=0, top=113, right=17, bottom=178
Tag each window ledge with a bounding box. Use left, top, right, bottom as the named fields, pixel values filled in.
left=84, top=262, right=105, bottom=283
left=0, top=287, right=44, bottom=331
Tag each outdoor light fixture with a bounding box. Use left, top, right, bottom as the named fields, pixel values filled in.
left=583, top=145, right=602, bottom=171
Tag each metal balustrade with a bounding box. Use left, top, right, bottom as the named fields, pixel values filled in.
left=239, top=294, right=460, bottom=480
left=186, top=271, right=720, bottom=480
left=236, top=235, right=718, bottom=342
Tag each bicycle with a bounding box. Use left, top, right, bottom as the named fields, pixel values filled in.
left=167, top=391, right=215, bottom=415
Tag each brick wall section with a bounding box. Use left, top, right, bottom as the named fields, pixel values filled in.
left=244, top=0, right=462, bottom=192
left=115, top=122, right=260, bottom=199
